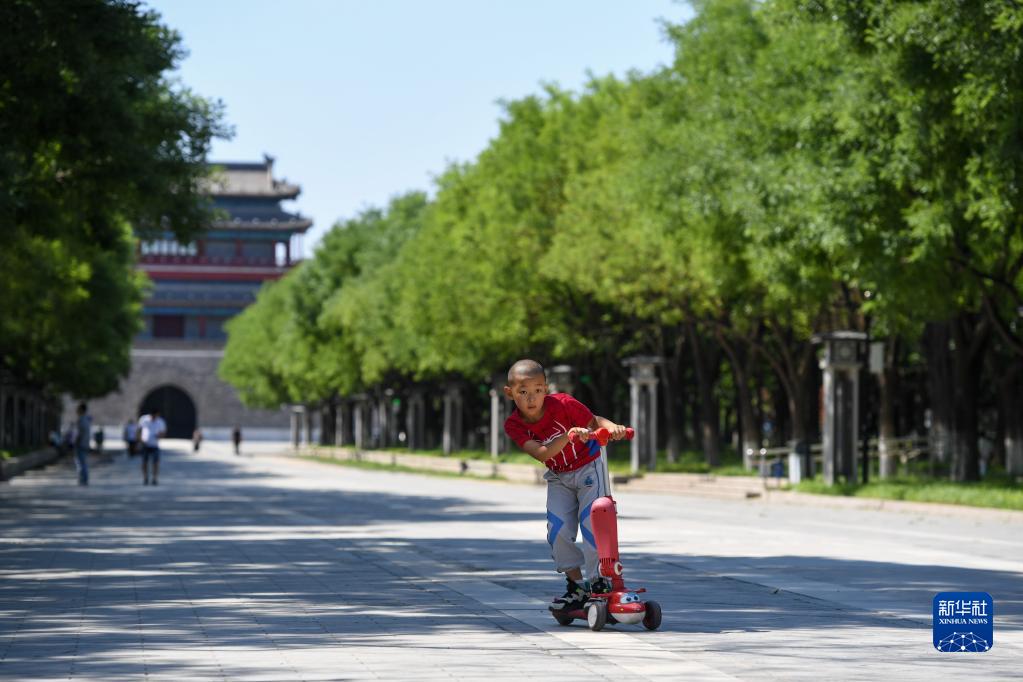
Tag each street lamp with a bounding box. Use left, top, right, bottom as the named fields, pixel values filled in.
left=811, top=331, right=868, bottom=486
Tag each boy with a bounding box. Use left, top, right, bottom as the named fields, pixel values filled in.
left=503, top=359, right=627, bottom=612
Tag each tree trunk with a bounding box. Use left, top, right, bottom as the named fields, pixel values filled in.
left=923, top=322, right=954, bottom=473
left=320, top=402, right=336, bottom=446
left=878, top=338, right=899, bottom=479
left=756, top=323, right=816, bottom=450
left=1004, top=362, right=1023, bottom=477
left=717, top=330, right=761, bottom=470
left=949, top=313, right=990, bottom=482
left=688, top=322, right=721, bottom=467
left=657, top=330, right=685, bottom=463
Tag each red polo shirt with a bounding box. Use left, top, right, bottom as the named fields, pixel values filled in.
left=504, top=393, right=599, bottom=473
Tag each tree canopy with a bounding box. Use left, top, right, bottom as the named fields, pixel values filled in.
left=0, top=0, right=229, bottom=396
left=221, top=0, right=1023, bottom=480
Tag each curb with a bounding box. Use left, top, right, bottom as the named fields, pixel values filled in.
left=0, top=447, right=65, bottom=481
left=762, top=487, right=1023, bottom=522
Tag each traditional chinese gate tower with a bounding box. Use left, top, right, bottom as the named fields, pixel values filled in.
left=83, top=156, right=312, bottom=439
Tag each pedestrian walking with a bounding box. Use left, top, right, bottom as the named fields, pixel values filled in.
left=93, top=427, right=104, bottom=453
left=138, top=409, right=166, bottom=486
left=74, top=402, right=91, bottom=486
left=123, top=419, right=138, bottom=457
left=192, top=427, right=203, bottom=453
left=232, top=426, right=242, bottom=456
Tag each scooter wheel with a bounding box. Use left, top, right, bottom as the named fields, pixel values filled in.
left=587, top=601, right=607, bottom=631
left=642, top=600, right=662, bottom=631
left=552, top=610, right=573, bottom=626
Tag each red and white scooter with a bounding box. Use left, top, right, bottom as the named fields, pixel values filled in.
left=554, top=426, right=662, bottom=631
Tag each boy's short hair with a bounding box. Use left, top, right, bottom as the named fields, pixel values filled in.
left=507, top=359, right=546, bottom=384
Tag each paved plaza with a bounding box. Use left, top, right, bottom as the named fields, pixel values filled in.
left=0, top=440, right=1020, bottom=681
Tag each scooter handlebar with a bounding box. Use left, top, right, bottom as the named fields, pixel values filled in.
left=568, top=427, right=635, bottom=446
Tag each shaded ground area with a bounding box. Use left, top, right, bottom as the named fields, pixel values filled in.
left=0, top=440, right=1020, bottom=680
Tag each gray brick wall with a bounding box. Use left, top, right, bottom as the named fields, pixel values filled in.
left=73, top=344, right=289, bottom=437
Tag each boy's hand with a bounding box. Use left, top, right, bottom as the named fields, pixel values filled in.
left=606, top=423, right=629, bottom=441
left=566, top=427, right=592, bottom=443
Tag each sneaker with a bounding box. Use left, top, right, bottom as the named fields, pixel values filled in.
left=152, top=479, right=158, bottom=486
left=549, top=579, right=588, bottom=611
left=143, top=479, right=149, bottom=485
left=590, top=577, right=612, bottom=595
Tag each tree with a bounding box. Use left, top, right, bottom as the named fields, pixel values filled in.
left=219, top=277, right=292, bottom=409
left=0, top=0, right=228, bottom=396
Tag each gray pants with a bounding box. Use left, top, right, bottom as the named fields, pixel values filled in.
left=544, top=458, right=607, bottom=580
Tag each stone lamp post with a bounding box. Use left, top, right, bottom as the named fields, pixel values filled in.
left=489, top=373, right=513, bottom=460
left=812, top=331, right=867, bottom=486
left=623, top=356, right=662, bottom=473
left=547, top=365, right=575, bottom=395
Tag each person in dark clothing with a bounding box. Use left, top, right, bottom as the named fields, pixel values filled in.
left=232, top=426, right=242, bottom=455
left=74, top=403, right=91, bottom=485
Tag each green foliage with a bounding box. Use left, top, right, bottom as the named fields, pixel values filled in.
left=222, top=193, right=428, bottom=405
left=0, top=0, right=227, bottom=396
left=219, top=277, right=292, bottom=408
left=223, top=0, right=1023, bottom=481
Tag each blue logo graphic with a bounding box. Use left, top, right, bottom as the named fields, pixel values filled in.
left=933, top=592, right=993, bottom=653
left=584, top=475, right=593, bottom=487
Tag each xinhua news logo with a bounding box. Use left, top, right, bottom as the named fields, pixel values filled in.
left=933, top=592, right=993, bottom=653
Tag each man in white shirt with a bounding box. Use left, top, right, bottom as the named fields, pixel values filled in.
left=138, top=409, right=167, bottom=486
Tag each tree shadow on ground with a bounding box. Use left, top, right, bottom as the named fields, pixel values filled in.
left=0, top=451, right=1020, bottom=679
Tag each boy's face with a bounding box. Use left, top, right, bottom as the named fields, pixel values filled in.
left=504, top=374, right=548, bottom=421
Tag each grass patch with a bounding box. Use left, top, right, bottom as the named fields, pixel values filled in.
left=641, top=447, right=754, bottom=476
left=299, top=454, right=506, bottom=482
left=793, top=474, right=1023, bottom=511
left=308, top=442, right=757, bottom=477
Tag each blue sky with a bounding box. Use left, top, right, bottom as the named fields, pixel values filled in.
left=146, top=1, right=692, bottom=255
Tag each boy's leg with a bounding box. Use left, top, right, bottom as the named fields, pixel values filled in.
left=574, top=459, right=604, bottom=584
left=545, top=471, right=592, bottom=611
left=545, top=471, right=584, bottom=574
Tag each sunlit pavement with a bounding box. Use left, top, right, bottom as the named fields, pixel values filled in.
left=0, top=439, right=1020, bottom=681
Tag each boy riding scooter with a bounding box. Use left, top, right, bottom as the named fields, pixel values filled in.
left=503, top=360, right=625, bottom=609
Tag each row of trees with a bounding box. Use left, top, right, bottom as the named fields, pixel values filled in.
left=221, top=0, right=1023, bottom=481
left=1, top=0, right=227, bottom=407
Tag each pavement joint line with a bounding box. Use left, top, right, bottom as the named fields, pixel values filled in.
left=378, top=546, right=739, bottom=681
left=165, top=544, right=228, bottom=681
left=183, top=536, right=307, bottom=680
left=0, top=545, right=59, bottom=663
left=255, top=498, right=640, bottom=679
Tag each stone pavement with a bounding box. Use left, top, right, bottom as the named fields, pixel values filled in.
left=0, top=440, right=1020, bottom=681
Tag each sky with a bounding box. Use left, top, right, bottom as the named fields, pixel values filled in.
left=145, top=1, right=693, bottom=256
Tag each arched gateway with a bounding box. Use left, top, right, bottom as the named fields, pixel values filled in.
left=139, top=385, right=196, bottom=439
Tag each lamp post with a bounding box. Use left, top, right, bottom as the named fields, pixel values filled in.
left=623, top=356, right=662, bottom=473
left=289, top=404, right=304, bottom=449
left=812, top=331, right=868, bottom=486
left=547, top=365, right=575, bottom=395
left=489, top=373, right=506, bottom=460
